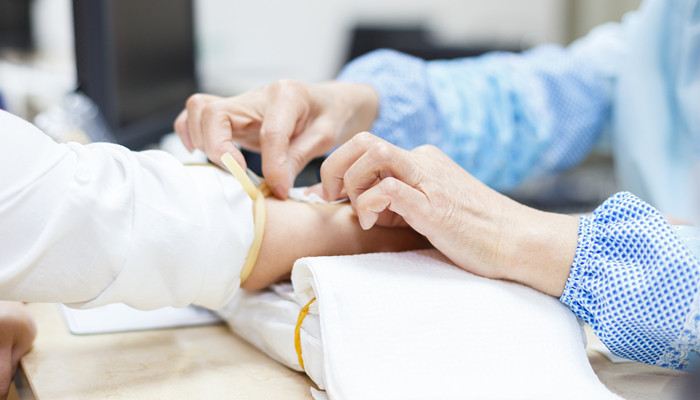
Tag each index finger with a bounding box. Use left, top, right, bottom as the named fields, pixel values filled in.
left=320, top=132, right=390, bottom=201
left=259, top=96, right=308, bottom=199
left=199, top=106, right=247, bottom=168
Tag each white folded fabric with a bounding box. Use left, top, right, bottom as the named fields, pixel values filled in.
left=218, top=250, right=621, bottom=400
left=217, top=282, right=312, bottom=372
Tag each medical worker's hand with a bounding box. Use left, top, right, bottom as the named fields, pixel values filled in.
left=174, top=80, right=379, bottom=198
left=0, top=302, right=36, bottom=400
left=319, top=132, right=580, bottom=297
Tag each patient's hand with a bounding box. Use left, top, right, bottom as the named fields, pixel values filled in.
left=0, top=302, right=36, bottom=400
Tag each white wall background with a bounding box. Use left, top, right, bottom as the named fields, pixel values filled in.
left=1, top=0, right=642, bottom=118
left=194, top=0, right=569, bottom=95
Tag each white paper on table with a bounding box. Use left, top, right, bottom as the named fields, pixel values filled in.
left=60, top=303, right=222, bottom=335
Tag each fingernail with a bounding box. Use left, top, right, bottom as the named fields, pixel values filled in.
left=359, top=216, right=369, bottom=230
left=272, top=184, right=287, bottom=199
left=358, top=213, right=373, bottom=230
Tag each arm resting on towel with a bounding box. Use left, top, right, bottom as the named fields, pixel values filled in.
left=242, top=198, right=430, bottom=290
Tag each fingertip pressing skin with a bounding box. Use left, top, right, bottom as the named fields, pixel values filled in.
left=258, top=84, right=314, bottom=198
left=358, top=209, right=378, bottom=230
left=260, top=152, right=290, bottom=199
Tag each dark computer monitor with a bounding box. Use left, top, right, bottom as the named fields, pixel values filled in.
left=73, top=0, right=197, bottom=149
left=0, top=0, right=32, bottom=50
left=346, top=25, right=522, bottom=65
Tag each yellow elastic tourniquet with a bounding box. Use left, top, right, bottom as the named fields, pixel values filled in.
left=295, top=297, right=317, bottom=371
left=220, top=153, right=269, bottom=284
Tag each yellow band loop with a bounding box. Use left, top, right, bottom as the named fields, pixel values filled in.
left=295, top=297, right=316, bottom=371
left=240, top=194, right=266, bottom=282
left=220, top=153, right=268, bottom=284
left=221, top=153, right=259, bottom=199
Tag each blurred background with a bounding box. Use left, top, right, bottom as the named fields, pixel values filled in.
left=0, top=0, right=641, bottom=207
left=0, top=0, right=641, bottom=127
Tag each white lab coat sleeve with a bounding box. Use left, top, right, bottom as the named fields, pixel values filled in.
left=0, top=110, right=254, bottom=310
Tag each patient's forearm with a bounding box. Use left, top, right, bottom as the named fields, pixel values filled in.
left=242, top=198, right=430, bottom=290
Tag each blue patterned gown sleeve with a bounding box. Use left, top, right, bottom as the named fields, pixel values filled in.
left=337, top=24, right=624, bottom=192
left=561, top=192, right=700, bottom=370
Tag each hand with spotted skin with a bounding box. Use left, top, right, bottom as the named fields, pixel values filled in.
left=315, top=132, right=580, bottom=297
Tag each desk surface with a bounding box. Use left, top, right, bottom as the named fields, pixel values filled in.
left=18, top=303, right=687, bottom=399
left=17, top=303, right=314, bottom=399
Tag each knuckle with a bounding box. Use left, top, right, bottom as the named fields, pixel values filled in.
left=369, top=141, right=395, bottom=165
left=270, top=78, right=302, bottom=95
left=413, top=144, right=437, bottom=154
left=381, top=176, right=403, bottom=194
left=201, top=101, right=227, bottom=120
left=186, top=93, right=209, bottom=110
left=353, top=131, right=375, bottom=145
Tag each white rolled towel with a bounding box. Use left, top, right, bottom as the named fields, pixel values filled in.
left=218, top=250, right=622, bottom=400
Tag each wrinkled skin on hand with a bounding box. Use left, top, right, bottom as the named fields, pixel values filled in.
left=317, top=132, right=579, bottom=296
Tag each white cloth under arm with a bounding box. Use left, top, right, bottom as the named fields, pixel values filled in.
left=0, top=110, right=254, bottom=310
left=220, top=251, right=621, bottom=400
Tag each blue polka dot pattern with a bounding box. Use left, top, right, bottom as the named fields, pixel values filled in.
left=560, top=192, right=700, bottom=370
left=337, top=47, right=611, bottom=191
